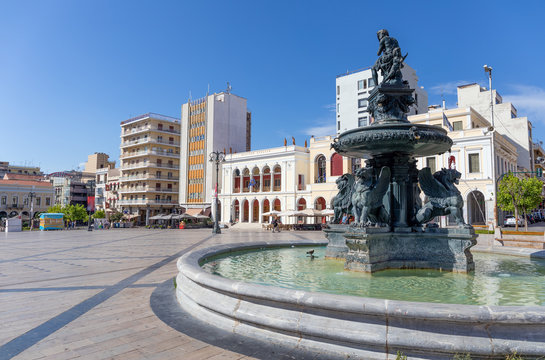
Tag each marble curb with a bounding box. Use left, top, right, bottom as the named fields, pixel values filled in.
left=176, top=240, right=545, bottom=359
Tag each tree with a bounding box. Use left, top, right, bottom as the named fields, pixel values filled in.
left=63, top=204, right=89, bottom=223
left=498, top=173, right=544, bottom=231
left=110, top=211, right=123, bottom=223
left=93, top=209, right=106, bottom=219
left=47, top=204, right=63, bottom=213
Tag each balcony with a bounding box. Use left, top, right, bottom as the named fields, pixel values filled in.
left=120, top=150, right=180, bottom=159
left=118, top=199, right=178, bottom=206
left=119, top=187, right=176, bottom=194
left=120, top=138, right=180, bottom=148
left=119, top=175, right=179, bottom=182
left=273, top=186, right=281, bottom=191
left=120, top=162, right=179, bottom=171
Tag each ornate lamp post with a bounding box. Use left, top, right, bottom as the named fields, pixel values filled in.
left=209, top=150, right=225, bottom=234
left=28, top=186, right=36, bottom=231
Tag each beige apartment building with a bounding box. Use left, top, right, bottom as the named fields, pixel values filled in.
left=84, top=153, right=115, bottom=173
left=119, top=113, right=181, bottom=224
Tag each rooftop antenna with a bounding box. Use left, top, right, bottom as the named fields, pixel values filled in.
left=189, top=90, right=192, bottom=101
left=207, top=83, right=210, bottom=95
left=226, top=82, right=232, bottom=94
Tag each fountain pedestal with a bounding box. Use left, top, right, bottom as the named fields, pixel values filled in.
left=324, top=224, right=350, bottom=259
left=344, top=227, right=477, bottom=273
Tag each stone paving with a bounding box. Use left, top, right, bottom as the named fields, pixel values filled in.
left=0, top=228, right=322, bottom=360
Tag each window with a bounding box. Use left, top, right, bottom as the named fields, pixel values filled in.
left=1, top=196, right=6, bottom=205
left=331, top=153, right=343, bottom=176
left=468, top=153, right=480, bottom=173
left=46, top=197, right=51, bottom=206
left=336, top=85, right=340, bottom=95
left=426, top=157, right=436, bottom=174
left=337, top=121, right=340, bottom=130
left=415, top=93, right=418, bottom=105
left=453, top=121, right=463, bottom=131
left=12, top=196, right=18, bottom=205
left=358, top=99, right=368, bottom=108
left=36, top=197, right=41, bottom=206
left=358, top=117, right=368, bottom=127
left=368, top=78, right=375, bottom=87
left=357, top=79, right=367, bottom=90
left=351, top=158, right=361, bottom=174
left=337, top=103, right=340, bottom=114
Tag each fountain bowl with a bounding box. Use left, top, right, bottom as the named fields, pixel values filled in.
left=176, top=240, right=545, bottom=359
left=332, top=123, right=453, bottom=159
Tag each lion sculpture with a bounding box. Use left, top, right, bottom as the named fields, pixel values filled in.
left=351, top=166, right=391, bottom=227
left=416, top=167, right=466, bottom=227
left=331, top=174, right=355, bottom=224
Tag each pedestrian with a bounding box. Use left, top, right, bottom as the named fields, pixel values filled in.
left=272, top=217, right=279, bottom=233
left=342, top=214, right=348, bottom=224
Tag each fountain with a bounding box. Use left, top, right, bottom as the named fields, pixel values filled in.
left=326, top=28, right=477, bottom=273
left=173, top=30, right=545, bottom=358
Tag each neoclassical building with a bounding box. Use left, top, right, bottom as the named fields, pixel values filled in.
left=218, top=136, right=354, bottom=225
left=408, top=106, right=517, bottom=226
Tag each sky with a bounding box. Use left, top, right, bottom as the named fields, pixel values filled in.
left=1, top=0, right=545, bottom=173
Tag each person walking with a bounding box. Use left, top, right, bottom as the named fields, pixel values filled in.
left=272, top=217, right=279, bottom=233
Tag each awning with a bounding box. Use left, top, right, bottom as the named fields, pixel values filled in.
left=185, top=208, right=203, bottom=216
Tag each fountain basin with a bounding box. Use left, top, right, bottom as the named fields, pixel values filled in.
left=332, top=123, right=452, bottom=158
left=176, top=240, right=545, bottom=359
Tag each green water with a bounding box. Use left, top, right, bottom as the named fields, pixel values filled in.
left=201, top=246, right=545, bottom=306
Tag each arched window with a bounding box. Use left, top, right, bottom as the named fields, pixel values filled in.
left=251, top=167, right=260, bottom=192
left=262, top=166, right=271, bottom=191
left=297, top=198, right=306, bottom=210
left=262, top=199, right=271, bottom=223
left=315, top=155, right=326, bottom=183
left=273, top=165, right=281, bottom=191
left=242, top=168, right=250, bottom=192
left=233, top=169, right=241, bottom=193
left=252, top=199, right=259, bottom=222
left=331, top=153, right=343, bottom=176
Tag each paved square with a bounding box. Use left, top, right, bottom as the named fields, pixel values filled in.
left=0, top=228, right=322, bottom=359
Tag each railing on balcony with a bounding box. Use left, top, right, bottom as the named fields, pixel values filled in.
left=118, top=199, right=177, bottom=205
left=262, top=186, right=271, bottom=192
left=120, top=162, right=179, bottom=170
left=121, top=138, right=180, bottom=147
left=233, top=187, right=240, bottom=193
left=315, top=176, right=327, bottom=183
left=119, top=175, right=179, bottom=182
left=121, top=150, right=180, bottom=159
left=242, top=187, right=249, bottom=193
left=119, top=187, right=176, bottom=193
left=273, top=186, right=281, bottom=191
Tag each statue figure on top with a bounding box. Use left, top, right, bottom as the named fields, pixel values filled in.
left=371, top=29, right=407, bottom=87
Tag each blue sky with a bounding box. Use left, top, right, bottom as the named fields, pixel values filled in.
left=1, top=0, right=545, bottom=173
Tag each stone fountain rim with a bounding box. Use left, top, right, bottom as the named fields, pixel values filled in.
left=177, top=239, right=545, bottom=320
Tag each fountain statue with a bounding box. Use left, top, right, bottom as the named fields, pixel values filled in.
left=326, top=29, right=477, bottom=272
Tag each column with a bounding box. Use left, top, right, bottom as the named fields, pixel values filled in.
left=260, top=172, right=264, bottom=193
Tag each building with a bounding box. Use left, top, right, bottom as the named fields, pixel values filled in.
left=457, top=83, right=534, bottom=173
left=48, top=171, right=95, bottom=208
left=335, top=64, right=428, bottom=133
left=408, top=106, right=517, bottom=226
left=95, top=168, right=120, bottom=213
left=179, top=91, right=251, bottom=216
left=84, top=153, right=115, bottom=173
left=0, top=179, right=54, bottom=221
left=218, top=136, right=355, bottom=225
left=118, top=113, right=181, bottom=224
left=0, top=161, right=43, bottom=178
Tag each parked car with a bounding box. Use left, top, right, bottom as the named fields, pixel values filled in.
left=504, top=216, right=523, bottom=227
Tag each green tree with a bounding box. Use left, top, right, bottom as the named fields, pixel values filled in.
left=498, top=174, right=544, bottom=231
left=63, top=204, right=89, bottom=223
left=110, top=211, right=123, bottom=223
left=46, top=204, right=63, bottom=213
left=93, top=209, right=106, bottom=219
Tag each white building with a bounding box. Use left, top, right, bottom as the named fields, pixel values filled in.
left=336, top=64, right=428, bottom=133
left=408, top=106, right=517, bottom=227
left=218, top=136, right=355, bottom=225
left=95, top=168, right=120, bottom=213
left=457, top=83, right=534, bottom=172
left=179, top=91, right=251, bottom=216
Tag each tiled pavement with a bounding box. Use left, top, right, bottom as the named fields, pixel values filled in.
left=0, top=228, right=322, bottom=359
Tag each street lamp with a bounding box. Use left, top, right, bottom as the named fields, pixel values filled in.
left=28, top=186, right=36, bottom=231
left=484, top=64, right=498, bottom=228
left=209, top=150, right=225, bottom=234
